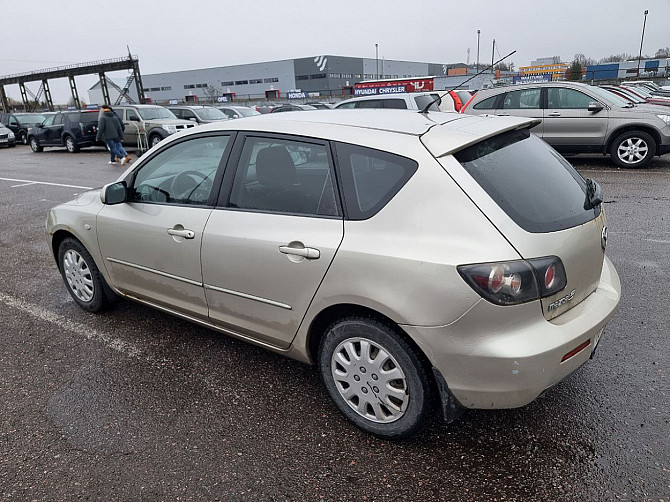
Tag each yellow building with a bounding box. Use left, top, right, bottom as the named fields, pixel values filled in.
left=519, top=62, right=569, bottom=81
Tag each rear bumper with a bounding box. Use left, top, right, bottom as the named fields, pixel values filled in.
left=404, top=255, right=621, bottom=409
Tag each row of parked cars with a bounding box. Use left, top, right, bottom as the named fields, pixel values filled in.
left=5, top=79, right=670, bottom=168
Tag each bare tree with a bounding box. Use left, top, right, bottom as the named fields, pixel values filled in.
left=655, top=47, right=670, bottom=58
left=202, top=84, right=221, bottom=104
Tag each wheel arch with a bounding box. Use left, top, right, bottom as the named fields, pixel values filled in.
left=604, top=125, right=661, bottom=155
left=306, top=303, right=435, bottom=377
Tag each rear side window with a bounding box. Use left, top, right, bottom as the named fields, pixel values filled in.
left=383, top=99, right=408, bottom=109
left=472, top=95, right=499, bottom=110
left=356, top=99, right=382, bottom=109
left=454, top=129, right=599, bottom=233
left=502, top=88, right=541, bottom=109
left=335, top=142, right=417, bottom=220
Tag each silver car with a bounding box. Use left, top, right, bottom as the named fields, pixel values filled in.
left=46, top=110, right=621, bottom=439
left=462, top=81, right=670, bottom=168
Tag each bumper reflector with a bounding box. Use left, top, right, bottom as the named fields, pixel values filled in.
left=561, top=340, right=591, bottom=362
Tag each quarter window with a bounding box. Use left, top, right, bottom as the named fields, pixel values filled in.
left=472, top=95, right=499, bottom=110
left=130, top=135, right=229, bottom=206
left=228, top=137, right=340, bottom=217
left=334, top=143, right=418, bottom=220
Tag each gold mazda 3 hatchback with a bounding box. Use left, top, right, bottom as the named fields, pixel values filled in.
left=46, top=109, right=621, bottom=439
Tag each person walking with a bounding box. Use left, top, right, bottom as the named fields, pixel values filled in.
left=96, top=104, right=132, bottom=165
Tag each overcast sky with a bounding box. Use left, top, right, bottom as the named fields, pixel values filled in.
left=3, top=0, right=669, bottom=103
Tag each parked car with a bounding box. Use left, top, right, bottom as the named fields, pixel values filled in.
left=113, top=104, right=196, bottom=149
left=167, top=105, right=229, bottom=124
left=600, top=85, right=670, bottom=108
left=334, top=92, right=440, bottom=111
left=47, top=109, right=620, bottom=439
left=217, top=105, right=261, bottom=119
left=269, top=103, right=317, bottom=112
left=618, top=83, right=670, bottom=106
left=0, top=122, right=17, bottom=147
left=461, top=81, right=670, bottom=168
left=28, top=110, right=100, bottom=153
left=0, top=112, right=46, bottom=145
left=304, top=102, right=333, bottom=109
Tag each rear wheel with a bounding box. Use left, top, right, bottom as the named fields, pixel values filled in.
left=610, top=130, right=655, bottom=168
left=58, top=237, right=113, bottom=313
left=29, top=137, right=42, bottom=152
left=318, top=317, right=434, bottom=439
left=64, top=135, right=79, bottom=153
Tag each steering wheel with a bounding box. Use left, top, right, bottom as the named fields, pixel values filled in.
left=170, top=170, right=212, bottom=202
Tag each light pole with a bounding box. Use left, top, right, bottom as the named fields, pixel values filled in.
left=375, top=43, right=379, bottom=79
left=476, top=30, right=480, bottom=71
left=637, top=9, right=649, bottom=78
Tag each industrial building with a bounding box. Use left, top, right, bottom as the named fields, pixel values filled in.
left=585, top=58, right=670, bottom=80
left=104, top=55, right=478, bottom=105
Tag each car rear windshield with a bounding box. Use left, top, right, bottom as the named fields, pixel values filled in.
left=454, top=129, right=600, bottom=233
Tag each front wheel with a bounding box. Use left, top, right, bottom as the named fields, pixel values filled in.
left=610, top=131, right=656, bottom=169
left=65, top=135, right=79, bottom=153
left=29, top=137, right=42, bottom=152
left=318, top=317, right=434, bottom=439
left=20, top=131, right=28, bottom=145
left=58, top=237, right=113, bottom=313
left=149, top=134, right=162, bottom=148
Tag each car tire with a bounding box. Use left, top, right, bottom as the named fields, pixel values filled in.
left=65, top=135, right=79, bottom=153
left=318, top=316, right=434, bottom=439
left=20, top=131, right=28, bottom=145
left=610, top=130, right=656, bottom=169
left=29, top=137, right=42, bottom=152
left=58, top=237, right=114, bottom=313
left=149, top=134, right=162, bottom=148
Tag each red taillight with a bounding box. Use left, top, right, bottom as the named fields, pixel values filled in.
left=449, top=91, right=464, bottom=112
left=545, top=265, right=556, bottom=289
left=561, top=340, right=591, bottom=362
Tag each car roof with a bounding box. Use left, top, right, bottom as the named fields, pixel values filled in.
left=178, top=109, right=538, bottom=156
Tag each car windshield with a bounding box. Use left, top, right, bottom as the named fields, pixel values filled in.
left=586, top=86, right=631, bottom=108
left=197, top=108, right=227, bottom=120
left=18, top=113, right=45, bottom=123
left=454, top=129, right=598, bottom=233
left=137, top=107, right=177, bottom=120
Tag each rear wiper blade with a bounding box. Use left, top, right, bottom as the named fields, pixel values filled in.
left=585, top=178, right=603, bottom=209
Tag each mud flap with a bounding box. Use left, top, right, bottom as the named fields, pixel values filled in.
left=432, top=367, right=466, bottom=424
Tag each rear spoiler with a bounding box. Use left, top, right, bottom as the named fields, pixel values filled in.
left=421, top=115, right=542, bottom=159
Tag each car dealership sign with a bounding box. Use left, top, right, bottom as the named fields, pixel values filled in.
left=354, top=85, right=406, bottom=96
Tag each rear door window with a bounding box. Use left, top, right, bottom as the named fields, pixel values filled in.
left=454, top=129, right=598, bottom=233
left=334, top=142, right=417, bottom=220
left=383, top=99, right=408, bottom=109
left=501, top=88, right=541, bottom=109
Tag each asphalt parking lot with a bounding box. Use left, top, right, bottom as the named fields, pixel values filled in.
left=0, top=144, right=668, bottom=501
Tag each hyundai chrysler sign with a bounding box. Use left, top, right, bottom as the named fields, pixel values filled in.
left=354, top=85, right=406, bottom=96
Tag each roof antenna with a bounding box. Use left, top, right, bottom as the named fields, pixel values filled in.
left=419, top=50, right=516, bottom=114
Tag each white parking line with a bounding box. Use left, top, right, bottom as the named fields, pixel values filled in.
left=0, top=177, right=93, bottom=190
left=0, top=291, right=148, bottom=361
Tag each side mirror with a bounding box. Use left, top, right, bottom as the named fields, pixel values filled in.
left=587, top=102, right=604, bottom=113
left=100, top=181, right=128, bottom=205
left=189, top=117, right=197, bottom=122
left=129, top=116, right=140, bottom=122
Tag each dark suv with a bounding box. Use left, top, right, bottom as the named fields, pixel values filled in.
left=28, top=110, right=100, bottom=153
left=0, top=112, right=46, bottom=145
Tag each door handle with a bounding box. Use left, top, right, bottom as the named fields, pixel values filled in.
left=167, top=228, right=195, bottom=239
left=279, top=245, right=320, bottom=259
left=547, top=112, right=561, bottom=117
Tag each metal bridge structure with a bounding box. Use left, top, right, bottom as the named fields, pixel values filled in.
left=0, top=55, right=146, bottom=112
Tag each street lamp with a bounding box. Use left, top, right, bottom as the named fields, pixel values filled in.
left=476, top=30, right=480, bottom=71
left=375, top=43, right=379, bottom=79
left=637, top=9, right=649, bottom=78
